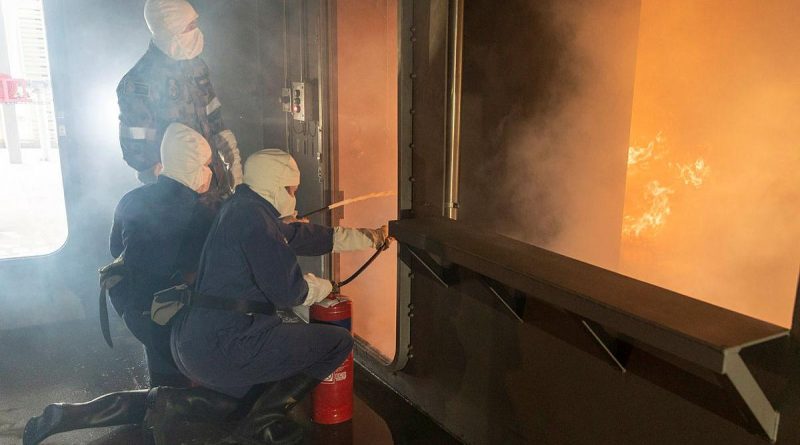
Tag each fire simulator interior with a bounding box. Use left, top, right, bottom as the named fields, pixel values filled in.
left=1, top=0, right=799, bottom=444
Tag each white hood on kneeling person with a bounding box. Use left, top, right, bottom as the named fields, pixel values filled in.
left=243, top=149, right=300, bottom=218
left=160, top=123, right=213, bottom=193
left=243, top=148, right=388, bottom=251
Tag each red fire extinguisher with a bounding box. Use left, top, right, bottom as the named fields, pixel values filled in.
left=310, top=295, right=354, bottom=424
left=308, top=241, right=389, bottom=424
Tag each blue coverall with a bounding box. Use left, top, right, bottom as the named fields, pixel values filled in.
left=109, top=176, right=218, bottom=385
left=170, top=185, right=354, bottom=397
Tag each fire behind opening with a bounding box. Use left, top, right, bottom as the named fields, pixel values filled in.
left=619, top=0, right=800, bottom=327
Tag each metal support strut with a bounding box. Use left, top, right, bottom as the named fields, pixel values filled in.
left=720, top=350, right=781, bottom=442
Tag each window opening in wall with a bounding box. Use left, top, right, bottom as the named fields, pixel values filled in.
left=457, top=0, right=798, bottom=328
left=0, top=0, right=67, bottom=260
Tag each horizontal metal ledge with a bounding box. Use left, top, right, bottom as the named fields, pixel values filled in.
left=389, top=217, right=789, bottom=374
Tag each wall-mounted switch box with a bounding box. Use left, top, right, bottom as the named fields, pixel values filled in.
left=291, top=82, right=306, bottom=122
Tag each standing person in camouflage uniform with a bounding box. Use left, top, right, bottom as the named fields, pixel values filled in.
left=117, top=0, right=242, bottom=193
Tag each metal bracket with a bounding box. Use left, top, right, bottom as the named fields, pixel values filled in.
left=403, top=245, right=457, bottom=288
left=481, top=278, right=525, bottom=323
left=720, top=350, right=781, bottom=442
left=579, top=319, right=632, bottom=373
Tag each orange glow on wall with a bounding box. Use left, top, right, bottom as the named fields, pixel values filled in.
left=335, top=0, right=398, bottom=358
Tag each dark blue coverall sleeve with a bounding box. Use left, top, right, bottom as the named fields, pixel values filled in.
left=109, top=193, right=135, bottom=259
left=107, top=190, right=147, bottom=315
left=110, top=211, right=123, bottom=259
left=279, top=222, right=334, bottom=257
left=241, top=213, right=310, bottom=309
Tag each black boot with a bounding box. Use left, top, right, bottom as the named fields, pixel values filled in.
left=22, top=390, right=149, bottom=445
left=249, top=374, right=320, bottom=414
left=143, top=386, right=241, bottom=444
left=231, top=374, right=320, bottom=445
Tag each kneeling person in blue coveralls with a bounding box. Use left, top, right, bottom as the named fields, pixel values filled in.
left=23, top=124, right=240, bottom=445
left=170, top=149, right=389, bottom=444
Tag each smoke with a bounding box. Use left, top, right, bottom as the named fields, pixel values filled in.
left=459, top=0, right=641, bottom=267
left=194, top=0, right=287, bottom=155
left=0, top=0, right=148, bottom=330
left=460, top=0, right=798, bottom=327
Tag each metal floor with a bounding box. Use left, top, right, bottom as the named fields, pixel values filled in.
left=0, top=320, right=459, bottom=445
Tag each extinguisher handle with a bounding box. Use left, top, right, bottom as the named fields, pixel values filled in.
left=331, top=281, right=341, bottom=295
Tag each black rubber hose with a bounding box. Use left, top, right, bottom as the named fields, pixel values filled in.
left=334, top=241, right=390, bottom=290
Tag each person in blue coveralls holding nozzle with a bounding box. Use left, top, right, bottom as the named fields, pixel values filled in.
left=170, top=149, right=390, bottom=444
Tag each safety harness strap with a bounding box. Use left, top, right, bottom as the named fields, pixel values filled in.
left=97, top=254, right=127, bottom=348
left=99, top=286, right=113, bottom=348
left=190, top=290, right=275, bottom=315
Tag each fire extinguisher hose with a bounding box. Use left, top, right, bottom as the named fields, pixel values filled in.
left=333, top=240, right=390, bottom=292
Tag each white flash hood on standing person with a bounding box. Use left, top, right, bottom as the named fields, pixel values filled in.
left=144, top=0, right=204, bottom=60
left=243, top=149, right=301, bottom=218
left=160, top=123, right=212, bottom=192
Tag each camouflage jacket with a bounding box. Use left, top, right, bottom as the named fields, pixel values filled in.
left=117, top=42, right=242, bottom=190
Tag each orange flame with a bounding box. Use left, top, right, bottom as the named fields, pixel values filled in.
left=623, top=180, right=673, bottom=237
left=673, top=158, right=710, bottom=188
left=627, top=131, right=664, bottom=166
left=622, top=133, right=710, bottom=239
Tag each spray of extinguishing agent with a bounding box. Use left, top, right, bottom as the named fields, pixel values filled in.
left=309, top=240, right=391, bottom=424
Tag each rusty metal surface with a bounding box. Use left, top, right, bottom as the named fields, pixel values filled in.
left=390, top=217, right=789, bottom=373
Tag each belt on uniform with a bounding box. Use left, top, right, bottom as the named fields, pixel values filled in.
left=150, top=284, right=275, bottom=326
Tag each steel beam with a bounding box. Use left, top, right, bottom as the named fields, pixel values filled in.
left=391, top=216, right=789, bottom=441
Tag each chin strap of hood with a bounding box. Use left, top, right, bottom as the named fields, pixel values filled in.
left=160, top=123, right=212, bottom=192
left=144, top=0, right=204, bottom=60
left=243, top=149, right=301, bottom=218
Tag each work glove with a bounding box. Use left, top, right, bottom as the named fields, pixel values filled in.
left=211, top=130, right=243, bottom=186
left=301, top=273, right=333, bottom=306
left=332, top=225, right=388, bottom=252
left=375, top=225, right=389, bottom=245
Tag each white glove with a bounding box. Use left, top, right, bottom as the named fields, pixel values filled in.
left=332, top=225, right=388, bottom=252
left=212, top=130, right=242, bottom=186
left=302, top=273, right=333, bottom=306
